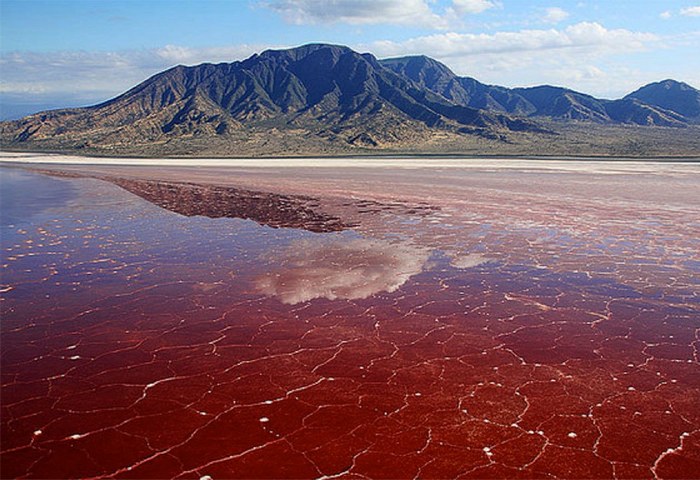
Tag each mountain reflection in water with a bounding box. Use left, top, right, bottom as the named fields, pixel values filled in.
left=110, top=177, right=348, bottom=233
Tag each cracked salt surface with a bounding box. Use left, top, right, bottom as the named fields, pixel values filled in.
left=1, top=163, right=699, bottom=479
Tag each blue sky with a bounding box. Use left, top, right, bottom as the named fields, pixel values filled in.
left=1, top=0, right=699, bottom=119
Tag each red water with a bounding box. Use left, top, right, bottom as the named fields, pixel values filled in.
left=1, top=165, right=699, bottom=479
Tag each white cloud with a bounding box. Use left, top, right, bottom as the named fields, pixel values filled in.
left=369, top=22, right=657, bottom=58
left=255, top=238, right=429, bottom=304
left=542, top=7, right=569, bottom=24
left=0, top=44, right=268, bottom=100
left=367, top=22, right=662, bottom=97
left=660, top=10, right=672, bottom=19
left=261, top=0, right=494, bottom=29
left=450, top=253, right=493, bottom=269
left=262, top=0, right=447, bottom=28
left=450, top=0, right=496, bottom=15
left=680, top=6, right=700, bottom=16
left=152, top=44, right=269, bottom=65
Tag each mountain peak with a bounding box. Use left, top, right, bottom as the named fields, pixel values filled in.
left=259, top=43, right=355, bottom=61
left=625, top=79, right=700, bottom=118
left=654, top=79, right=691, bottom=88
left=380, top=55, right=457, bottom=78
left=629, top=79, right=696, bottom=94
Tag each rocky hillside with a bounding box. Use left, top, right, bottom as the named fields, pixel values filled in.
left=380, top=55, right=698, bottom=127
left=0, top=44, right=542, bottom=153
left=624, top=79, right=700, bottom=119
left=1, top=44, right=698, bottom=156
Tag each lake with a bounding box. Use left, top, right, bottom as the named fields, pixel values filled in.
left=1, top=156, right=699, bottom=478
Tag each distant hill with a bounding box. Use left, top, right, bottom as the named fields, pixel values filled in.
left=1, top=43, right=698, bottom=156
left=380, top=55, right=532, bottom=115
left=624, top=79, right=700, bottom=119
left=380, top=55, right=697, bottom=127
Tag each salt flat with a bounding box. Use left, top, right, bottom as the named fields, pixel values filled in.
left=1, top=151, right=699, bottom=175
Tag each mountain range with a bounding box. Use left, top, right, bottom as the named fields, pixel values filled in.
left=1, top=43, right=699, bottom=156
left=381, top=55, right=698, bottom=127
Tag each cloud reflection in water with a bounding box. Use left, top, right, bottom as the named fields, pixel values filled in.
left=255, top=237, right=429, bottom=304
left=450, top=253, right=493, bottom=269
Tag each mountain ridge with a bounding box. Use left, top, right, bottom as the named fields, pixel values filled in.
left=379, top=55, right=698, bottom=127
left=1, top=43, right=699, bottom=156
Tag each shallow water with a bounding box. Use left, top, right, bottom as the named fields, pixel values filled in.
left=0, top=168, right=77, bottom=227
left=1, top=165, right=699, bottom=479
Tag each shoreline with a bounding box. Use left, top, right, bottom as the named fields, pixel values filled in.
left=2, top=151, right=699, bottom=176
left=2, top=149, right=700, bottom=163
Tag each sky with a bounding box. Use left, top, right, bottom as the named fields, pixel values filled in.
left=1, top=0, right=699, bottom=119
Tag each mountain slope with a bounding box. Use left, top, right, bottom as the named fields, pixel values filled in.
left=380, top=56, right=696, bottom=127
left=604, top=98, right=688, bottom=126
left=380, top=56, right=529, bottom=114
left=0, top=44, right=544, bottom=153
left=624, top=79, right=700, bottom=119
